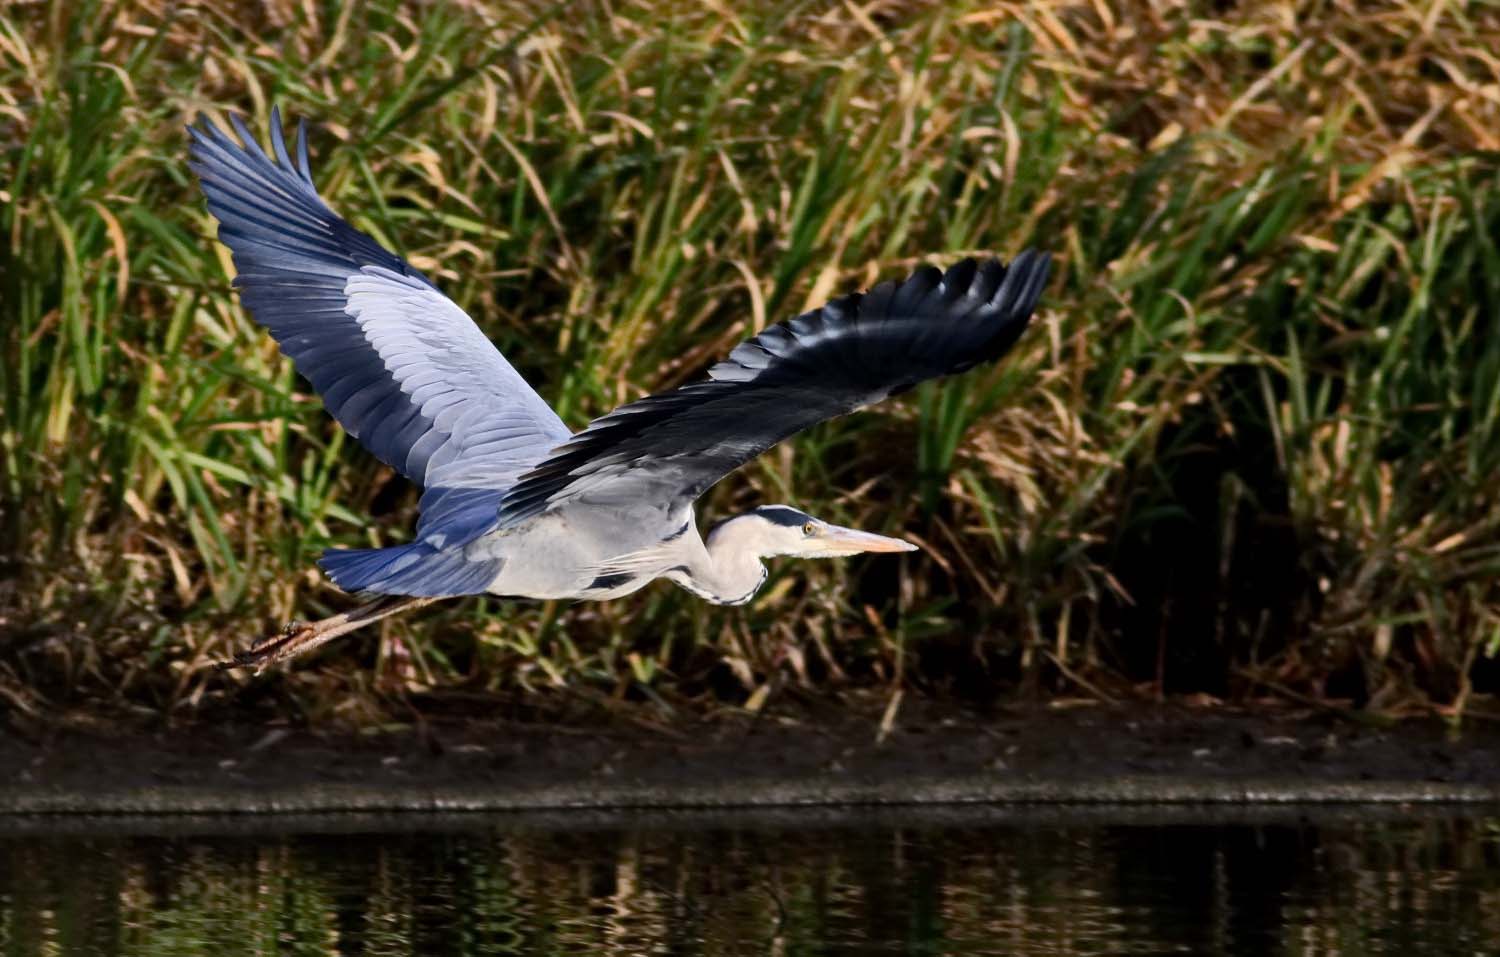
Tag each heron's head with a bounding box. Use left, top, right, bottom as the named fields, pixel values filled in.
left=710, top=505, right=918, bottom=560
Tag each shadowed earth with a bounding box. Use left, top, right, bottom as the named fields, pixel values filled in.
left=7, top=702, right=1500, bottom=814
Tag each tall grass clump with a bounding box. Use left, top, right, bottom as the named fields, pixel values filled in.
left=2, top=0, right=1498, bottom=725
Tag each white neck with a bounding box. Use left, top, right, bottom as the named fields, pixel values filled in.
left=666, top=520, right=768, bottom=606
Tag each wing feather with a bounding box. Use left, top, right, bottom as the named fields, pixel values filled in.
left=189, top=109, right=572, bottom=549
left=496, top=252, right=1051, bottom=527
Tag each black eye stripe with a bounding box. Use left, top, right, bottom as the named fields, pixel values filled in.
left=753, top=505, right=811, bottom=527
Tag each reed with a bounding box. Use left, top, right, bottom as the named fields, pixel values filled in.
left=2, top=0, right=1497, bottom=724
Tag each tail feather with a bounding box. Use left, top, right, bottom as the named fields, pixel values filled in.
left=319, top=542, right=501, bottom=596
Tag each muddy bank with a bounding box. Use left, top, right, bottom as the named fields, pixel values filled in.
left=7, top=702, right=1500, bottom=814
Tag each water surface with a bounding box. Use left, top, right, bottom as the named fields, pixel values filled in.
left=4, top=807, right=1500, bottom=955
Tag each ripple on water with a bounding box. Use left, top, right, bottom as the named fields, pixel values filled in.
left=4, top=812, right=1500, bottom=955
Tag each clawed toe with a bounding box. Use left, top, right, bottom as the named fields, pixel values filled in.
left=214, top=623, right=314, bottom=673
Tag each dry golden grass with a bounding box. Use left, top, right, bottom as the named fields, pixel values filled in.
left=2, top=0, right=1498, bottom=726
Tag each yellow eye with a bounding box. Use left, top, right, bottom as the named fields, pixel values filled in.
left=802, top=522, right=816, bottom=536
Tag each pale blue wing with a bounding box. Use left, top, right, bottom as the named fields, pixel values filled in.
left=188, top=110, right=570, bottom=555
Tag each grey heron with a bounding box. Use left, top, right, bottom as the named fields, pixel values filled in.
left=187, top=110, right=1051, bottom=670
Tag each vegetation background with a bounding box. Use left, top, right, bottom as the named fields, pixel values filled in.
left=2, top=0, right=1498, bottom=729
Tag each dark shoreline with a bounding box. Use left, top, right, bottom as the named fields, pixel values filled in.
left=9, top=701, right=1500, bottom=816
left=8, top=778, right=1500, bottom=818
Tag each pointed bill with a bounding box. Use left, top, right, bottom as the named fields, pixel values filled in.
left=817, top=524, right=920, bottom=554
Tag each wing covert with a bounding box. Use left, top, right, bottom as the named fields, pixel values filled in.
left=496, top=252, right=1051, bottom=527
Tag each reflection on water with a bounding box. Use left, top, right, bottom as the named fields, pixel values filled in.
left=4, top=808, right=1500, bottom=955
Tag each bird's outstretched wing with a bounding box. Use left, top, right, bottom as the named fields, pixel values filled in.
left=188, top=110, right=570, bottom=546
left=496, top=253, right=1051, bottom=526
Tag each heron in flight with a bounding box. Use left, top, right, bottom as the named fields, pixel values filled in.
left=187, top=110, right=1050, bottom=670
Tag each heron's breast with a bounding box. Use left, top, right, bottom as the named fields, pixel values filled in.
left=465, top=510, right=675, bottom=599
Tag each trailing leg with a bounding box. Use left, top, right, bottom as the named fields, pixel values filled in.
left=220, top=595, right=439, bottom=673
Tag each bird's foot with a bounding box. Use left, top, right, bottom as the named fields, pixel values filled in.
left=215, top=621, right=319, bottom=674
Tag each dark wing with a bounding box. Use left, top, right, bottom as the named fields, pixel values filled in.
left=495, top=253, right=1051, bottom=526
left=187, top=109, right=571, bottom=549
